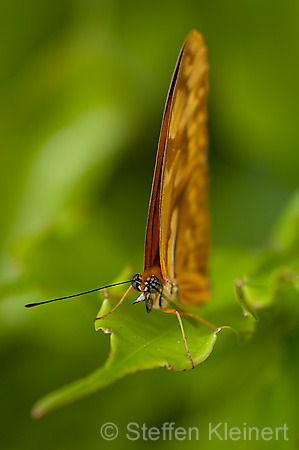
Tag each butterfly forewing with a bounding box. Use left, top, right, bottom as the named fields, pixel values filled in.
left=143, top=39, right=185, bottom=281
left=161, top=31, right=210, bottom=306
left=143, top=30, right=210, bottom=307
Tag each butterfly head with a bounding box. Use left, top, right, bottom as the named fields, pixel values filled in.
left=131, top=273, right=162, bottom=293
left=132, top=273, right=162, bottom=313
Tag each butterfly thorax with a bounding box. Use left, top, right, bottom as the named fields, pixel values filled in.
left=132, top=267, right=173, bottom=313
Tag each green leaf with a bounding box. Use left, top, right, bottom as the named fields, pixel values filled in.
left=31, top=188, right=299, bottom=418
left=31, top=293, right=220, bottom=418
left=234, top=189, right=299, bottom=314
left=234, top=278, right=259, bottom=322
left=29, top=246, right=256, bottom=418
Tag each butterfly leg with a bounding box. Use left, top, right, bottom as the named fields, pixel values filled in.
left=177, top=310, right=217, bottom=331
left=158, top=289, right=163, bottom=308
left=160, top=307, right=195, bottom=369
left=160, top=302, right=217, bottom=330
left=95, top=285, right=133, bottom=321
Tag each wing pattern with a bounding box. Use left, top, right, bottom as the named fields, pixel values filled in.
left=143, top=30, right=210, bottom=306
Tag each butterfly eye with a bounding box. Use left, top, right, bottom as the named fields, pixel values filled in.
left=147, top=275, right=162, bottom=294
left=132, top=274, right=142, bottom=292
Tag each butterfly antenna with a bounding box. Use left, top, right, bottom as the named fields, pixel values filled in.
left=24, top=281, right=132, bottom=308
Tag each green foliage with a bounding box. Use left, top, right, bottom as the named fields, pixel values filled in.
left=235, top=189, right=299, bottom=315
left=29, top=189, right=299, bottom=418
left=1, top=2, right=299, bottom=449
left=31, top=297, right=218, bottom=417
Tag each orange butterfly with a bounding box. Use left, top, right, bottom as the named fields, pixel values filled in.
left=26, top=30, right=215, bottom=368
left=97, top=30, right=215, bottom=366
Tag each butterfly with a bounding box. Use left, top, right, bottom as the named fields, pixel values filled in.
left=25, top=30, right=215, bottom=368
left=96, top=29, right=215, bottom=366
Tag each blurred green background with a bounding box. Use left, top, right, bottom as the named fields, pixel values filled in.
left=1, top=0, right=299, bottom=449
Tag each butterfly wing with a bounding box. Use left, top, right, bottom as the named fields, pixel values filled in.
left=159, top=30, right=210, bottom=306
left=143, top=35, right=185, bottom=280
left=144, top=30, right=210, bottom=306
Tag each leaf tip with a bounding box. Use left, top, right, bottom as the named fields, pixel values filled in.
left=234, top=278, right=259, bottom=322
left=31, top=405, right=45, bottom=419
